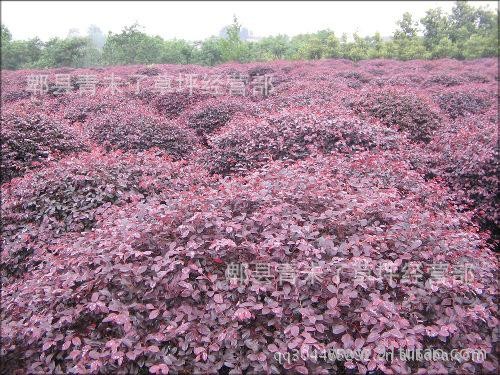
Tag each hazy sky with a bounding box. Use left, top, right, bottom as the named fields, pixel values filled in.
left=2, top=1, right=498, bottom=41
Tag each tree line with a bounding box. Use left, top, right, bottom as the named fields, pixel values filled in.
left=1, top=1, right=497, bottom=70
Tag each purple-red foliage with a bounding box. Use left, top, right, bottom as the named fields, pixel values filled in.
left=1, top=149, right=209, bottom=281
left=248, top=65, right=275, bottom=77
left=136, top=65, right=162, bottom=76
left=182, top=98, right=259, bottom=149
left=1, top=90, right=31, bottom=102
left=1, top=110, right=87, bottom=183
left=337, top=71, right=371, bottom=89
left=153, top=92, right=210, bottom=119
left=87, top=109, right=197, bottom=159
left=349, top=91, right=441, bottom=142
left=425, top=74, right=464, bottom=87
left=206, top=111, right=401, bottom=175
left=2, top=150, right=204, bottom=235
left=1, top=153, right=497, bottom=374
left=435, top=90, right=492, bottom=118
left=411, top=114, right=499, bottom=240
left=63, top=95, right=110, bottom=123
left=462, top=72, right=490, bottom=83
left=187, top=104, right=236, bottom=136
left=1, top=71, right=32, bottom=103
left=1, top=58, right=498, bottom=375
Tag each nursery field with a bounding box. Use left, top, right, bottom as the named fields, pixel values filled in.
left=1, top=58, right=498, bottom=374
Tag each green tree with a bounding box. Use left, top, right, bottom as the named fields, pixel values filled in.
left=219, top=16, right=250, bottom=62
left=421, top=8, right=450, bottom=50
left=340, top=33, right=370, bottom=61
left=393, top=12, right=428, bottom=60
left=323, top=31, right=341, bottom=58
left=449, top=1, right=479, bottom=42
left=465, top=4, right=498, bottom=58
left=300, top=35, right=324, bottom=60
left=36, top=37, right=90, bottom=68
left=430, top=36, right=458, bottom=58
left=366, top=32, right=388, bottom=58
left=1, top=24, right=12, bottom=46
left=394, top=12, right=419, bottom=39
left=257, top=35, right=290, bottom=60
left=178, top=40, right=196, bottom=64
left=198, top=36, right=224, bottom=65
left=447, top=1, right=480, bottom=58
left=87, top=25, right=106, bottom=49
left=160, top=39, right=194, bottom=64
left=1, top=1, right=498, bottom=70
left=1, top=26, right=44, bottom=70
left=103, top=23, right=164, bottom=65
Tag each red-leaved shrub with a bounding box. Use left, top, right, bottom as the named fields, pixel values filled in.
left=1, top=111, right=87, bottom=183
left=1, top=58, right=498, bottom=375
left=1, top=153, right=497, bottom=374
left=349, top=91, right=441, bottom=142
left=435, top=91, right=492, bottom=118
left=87, top=110, right=197, bottom=159
left=63, top=95, right=110, bottom=123
left=153, top=92, right=210, bottom=119
left=410, top=114, right=499, bottom=242
left=425, top=74, right=464, bottom=87
left=1, top=149, right=210, bottom=281
left=206, top=111, right=401, bottom=175
left=187, top=104, right=237, bottom=136
left=136, top=65, right=162, bottom=76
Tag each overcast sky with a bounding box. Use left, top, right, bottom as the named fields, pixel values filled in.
left=2, top=1, right=498, bottom=41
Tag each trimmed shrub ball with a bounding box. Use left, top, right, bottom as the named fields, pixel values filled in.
left=1, top=111, right=87, bottom=183
left=1, top=150, right=210, bottom=282
left=349, top=91, right=441, bottom=142
left=205, top=111, right=402, bottom=176
left=88, top=110, right=197, bottom=159
left=153, top=92, right=209, bottom=119
left=435, top=91, right=492, bottom=119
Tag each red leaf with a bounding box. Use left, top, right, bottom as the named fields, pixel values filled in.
left=331, top=324, right=346, bottom=334
left=289, top=325, right=300, bottom=337
left=366, top=331, right=380, bottom=343
left=327, top=297, right=338, bottom=310
left=213, top=257, right=224, bottom=264
left=148, top=345, right=160, bottom=353
left=194, top=347, right=205, bottom=355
